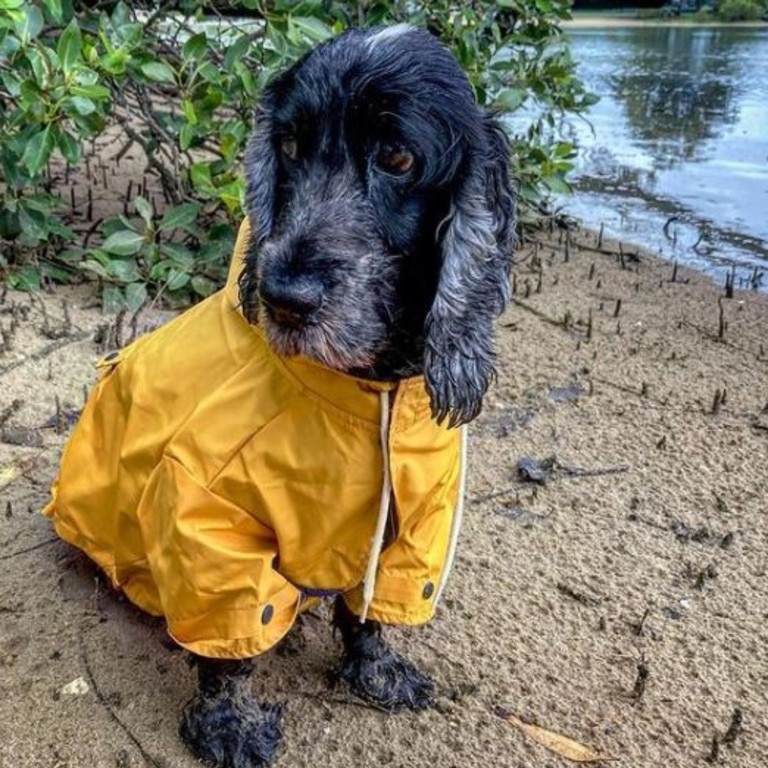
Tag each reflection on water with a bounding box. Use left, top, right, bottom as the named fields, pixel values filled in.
left=564, top=26, right=768, bottom=288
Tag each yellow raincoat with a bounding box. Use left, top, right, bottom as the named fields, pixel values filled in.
left=44, top=220, right=462, bottom=659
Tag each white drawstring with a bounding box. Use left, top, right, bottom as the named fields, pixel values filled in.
left=359, top=391, right=393, bottom=623
left=434, top=424, right=468, bottom=606
left=360, top=396, right=468, bottom=621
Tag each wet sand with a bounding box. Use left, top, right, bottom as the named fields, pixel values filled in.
left=1, top=223, right=767, bottom=767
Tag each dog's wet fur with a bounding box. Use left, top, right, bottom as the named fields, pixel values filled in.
left=182, top=25, right=514, bottom=767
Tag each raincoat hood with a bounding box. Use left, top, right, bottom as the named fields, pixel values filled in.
left=45, top=221, right=463, bottom=659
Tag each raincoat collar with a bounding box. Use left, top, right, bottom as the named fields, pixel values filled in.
left=223, top=219, right=431, bottom=427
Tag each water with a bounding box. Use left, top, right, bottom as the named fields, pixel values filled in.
left=563, top=25, right=768, bottom=289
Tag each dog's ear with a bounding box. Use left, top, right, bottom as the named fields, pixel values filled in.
left=238, top=103, right=278, bottom=320
left=424, top=116, right=515, bottom=428
left=244, top=105, right=278, bottom=246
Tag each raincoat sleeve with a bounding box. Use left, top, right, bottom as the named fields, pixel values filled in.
left=137, top=454, right=302, bottom=659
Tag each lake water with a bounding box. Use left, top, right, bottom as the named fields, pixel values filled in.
left=563, top=25, right=768, bottom=289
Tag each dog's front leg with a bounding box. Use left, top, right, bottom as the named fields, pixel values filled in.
left=179, top=655, right=282, bottom=768
left=332, top=597, right=434, bottom=711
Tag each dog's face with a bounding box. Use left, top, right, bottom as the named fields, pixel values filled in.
left=240, top=26, right=515, bottom=427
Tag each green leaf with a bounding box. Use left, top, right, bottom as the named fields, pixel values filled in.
left=56, top=128, right=80, bottom=164
left=101, top=49, right=129, bottom=75
left=161, top=243, right=194, bottom=268
left=191, top=275, right=217, bottom=297
left=140, top=61, right=176, bottom=84
left=495, top=88, right=527, bottom=112
left=544, top=175, right=571, bottom=195
left=125, top=282, right=148, bottom=311
left=0, top=33, right=22, bottom=60
left=106, top=258, right=142, bottom=283
left=8, top=266, right=41, bottom=292
left=57, top=19, right=82, bottom=73
left=224, top=34, right=251, bottom=71
left=21, top=126, right=54, bottom=176
left=0, top=0, right=25, bottom=9
left=160, top=202, right=200, bottom=232
left=179, top=123, right=195, bottom=151
left=14, top=5, right=44, bottom=42
left=42, top=0, right=63, bottom=22
left=181, top=98, right=197, bottom=126
left=133, top=196, right=153, bottom=225
left=25, top=47, right=47, bottom=86
left=81, top=258, right=110, bottom=279
left=71, top=82, right=110, bottom=101
left=101, top=229, right=144, bottom=256
left=64, top=96, right=96, bottom=115
left=165, top=269, right=191, bottom=291
left=290, top=16, right=334, bottom=43
left=18, top=205, right=49, bottom=241
left=217, top=180, right=244, bottom=215
left=189, top=163, right=214, bottom=195
left=183, top=32, right=207, bottom=62
left=102, top=284, right=124, bottom=313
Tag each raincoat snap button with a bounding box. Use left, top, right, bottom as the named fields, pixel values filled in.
left=261, top=604, right=274, bottom=625
left=422, top=582, right=434, bottom=599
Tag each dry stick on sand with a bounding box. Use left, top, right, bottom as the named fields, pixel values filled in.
left=0, top=331, right=92, bottom=379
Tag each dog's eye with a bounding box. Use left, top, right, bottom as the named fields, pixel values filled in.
left=280, top=136, right=298, bottom=161
left=377, top=146, right=414, bottom=176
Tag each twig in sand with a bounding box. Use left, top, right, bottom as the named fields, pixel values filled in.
left=722, top=707, right=744, bottom=746
left=706, top=735, right=721, bottom=763
left=79, top=631, right=165, bottom=767
left=718, top=298, right=727, bottom=341
left=0, top=331, right=92, bottom=378
left=0, top=538, right=58, bottom=562
left=556, top=583, right=603, bottom=608
left=631, top=607, right=651, bottom=637
left=631, top=658, right=649, bottom=702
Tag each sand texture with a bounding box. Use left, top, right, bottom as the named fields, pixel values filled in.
left=1, top=228, right=767, bottom=768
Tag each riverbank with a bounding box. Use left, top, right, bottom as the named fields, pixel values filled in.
left=1, top=226, right=766, bottom=767
left=563, top=13, right=768, bottom=27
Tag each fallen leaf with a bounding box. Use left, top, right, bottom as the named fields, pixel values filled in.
left=0, top=456, right=41, bottom=489
left=496, top=708, right=614, bottom=763
left=0, top=462, right=22, bottom=490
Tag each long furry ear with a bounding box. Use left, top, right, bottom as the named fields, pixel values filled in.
left=244, top=105, right=278, bottom=246
left=239, top=104, right=277, bottom=320
left=424, top=116, right=516, bottom=427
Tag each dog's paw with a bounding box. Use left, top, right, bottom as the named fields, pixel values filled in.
left=333, top=635, right=434, bottom=712
left=179, top=692, right=283, bottom=768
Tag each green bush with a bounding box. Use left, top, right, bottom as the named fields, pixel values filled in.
left=718, top=0, right=764, bottom=20
left=0, top=0, right=595, bottom=309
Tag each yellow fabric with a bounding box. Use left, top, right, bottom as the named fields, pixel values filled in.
left=44, top=220, right=461, bottom=659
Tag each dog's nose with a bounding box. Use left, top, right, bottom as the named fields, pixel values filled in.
left=260, top=279, right=323, bottom=328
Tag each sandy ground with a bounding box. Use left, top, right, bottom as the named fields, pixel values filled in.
left=1, top=224, right=767, bottom=768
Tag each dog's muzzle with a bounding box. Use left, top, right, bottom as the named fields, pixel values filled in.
left=260, top=275, right=324, bottom=330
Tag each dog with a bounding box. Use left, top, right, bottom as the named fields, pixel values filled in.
left=44, top=24, right=514, bottom=768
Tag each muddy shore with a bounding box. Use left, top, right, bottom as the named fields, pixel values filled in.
left=1, top=226, right=767, bottom=767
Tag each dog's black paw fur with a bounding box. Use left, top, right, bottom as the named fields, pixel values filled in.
left=332, top=598, right=434, bottom=712
left=180, top=656, right=282, bottom=768
left=333, top=634, right=435, bottom=711
left=180, top=693, right=282, bottom=768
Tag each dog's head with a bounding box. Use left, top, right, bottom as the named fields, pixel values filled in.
left=240, top=25, right=515, bottom=427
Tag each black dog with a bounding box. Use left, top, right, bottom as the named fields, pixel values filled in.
left=177, top=25, right=515, bottom=767
left=45, top=24, right=514, bottom=768
left=239, top=24, right=514, bottom=427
